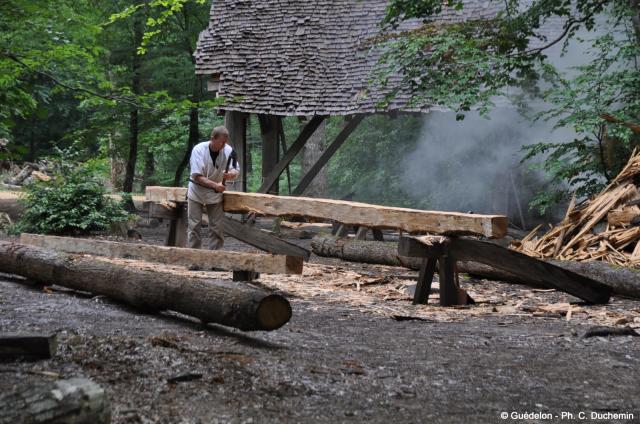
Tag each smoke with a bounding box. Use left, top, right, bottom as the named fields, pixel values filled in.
left=399, top=109, right=568, bottom=219
left=399, top=22, right=602, bottom=225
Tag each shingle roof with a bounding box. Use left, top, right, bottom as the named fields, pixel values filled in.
left=194, top=0, right=502, bottom=116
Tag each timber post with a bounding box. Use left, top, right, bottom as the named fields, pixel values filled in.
left=224, top=111, right=248, bottom=192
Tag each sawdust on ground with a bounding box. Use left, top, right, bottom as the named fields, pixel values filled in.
left=94, top=256, right=640, bottom=329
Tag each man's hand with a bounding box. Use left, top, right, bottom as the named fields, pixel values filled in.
left=223, top=171, right=238, bottom=181
left=213, top=182, right=226, bottom=193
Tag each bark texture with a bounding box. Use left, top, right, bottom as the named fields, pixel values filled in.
left=0, top=242, right=292, bottom=331
left=311, top=236, right=640, bottom=299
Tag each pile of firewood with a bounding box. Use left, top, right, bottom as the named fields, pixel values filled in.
left=513, top=151, right=640, bottom=267
left=2, top=161, right=51, bottom=188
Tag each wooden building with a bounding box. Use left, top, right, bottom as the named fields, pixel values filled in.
left=193, top=0, right=501, bottom=195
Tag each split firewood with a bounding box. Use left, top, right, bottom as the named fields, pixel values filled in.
left=513, top=151, right=640, bottom=268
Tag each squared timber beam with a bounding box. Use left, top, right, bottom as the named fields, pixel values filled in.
left=20, top=233, right=304, bottom=275
left=144, top=187, right=509, bottom=239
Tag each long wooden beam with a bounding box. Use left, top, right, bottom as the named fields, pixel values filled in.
left=145, top=187, right=508, bottom=238
left=222, top=217, right=311, bottom=260
left=292, top=114, right=365, bottom=196
left=258, top=115, right=326, bottom=194
left=398, top=236, right=612, bottom=304
left=20, top=233, right=304, bottom=274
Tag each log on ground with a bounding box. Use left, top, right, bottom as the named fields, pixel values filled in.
left=145, top=187, right=508, bottom=238
left=311, top=236, right=524, bottom=282
left=20, top=233, right=303, bottom=275
left=312, top=236, right=637, bottom=299
left=0, top=378, right=110, bottom=424
left=0, top=242, right=292, bottom=331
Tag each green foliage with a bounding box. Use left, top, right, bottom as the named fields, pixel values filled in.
left=522, top=7, right=640, bottom=212
left=381, top=0, right=640, bottom=212
left=13, top=159, right=132, bottom=235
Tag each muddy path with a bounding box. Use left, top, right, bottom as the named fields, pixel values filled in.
left=0, top=221, right=639, bottom=423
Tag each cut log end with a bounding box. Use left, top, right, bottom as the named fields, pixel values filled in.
left=256, top=294, right=292, bottom=331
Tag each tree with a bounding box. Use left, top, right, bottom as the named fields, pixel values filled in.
left=377, top=1, right=640, bottom=210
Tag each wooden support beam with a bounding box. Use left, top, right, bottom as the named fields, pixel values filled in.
left=438, top=255, right=459, bottom=307
left=20, top=233, right=304, bottom=275
left=259, top=115, right=325, bottom=194
left=233, top=270, right=260, bottom=282
left=399, top=236, right=613, bottom=304
left=355, top=226, right=369, bottom=240
left=258, top=114, right=280, bottom=195
left=0, top=242, right=292, bottom=331
left=145, top=187, right=508, bottom=238
left=166, top=202, right=188, bottom=247
left=278, top=119, right=292, bottom=194
left=293, top=114, right=365, bottom=196
left=0, top=333, right=57, bottom=360
left=223, top=217, right=311, bottom=260
left=225, top=111, right=248, bottom=192
left=413, top=258, right=437, bottom=305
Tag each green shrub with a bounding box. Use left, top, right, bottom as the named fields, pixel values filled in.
left=12, top=163, right=133, bottom=235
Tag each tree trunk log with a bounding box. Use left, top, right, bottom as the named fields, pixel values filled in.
left=311, top=236, right=640, bottom=299
left=0, top=378, right=110, bottom=424
left=0, top=242, right=292, bottom=331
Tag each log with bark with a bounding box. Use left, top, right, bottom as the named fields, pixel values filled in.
left=0, top=378, right=110, bottom=424
left=0, top=242, right=292, bottom=331
left=311, top=236, right=640, bottom=299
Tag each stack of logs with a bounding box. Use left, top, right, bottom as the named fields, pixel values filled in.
left=2, top=160, right=51, bottom=188
left=512, top=151, right=640, bottom=267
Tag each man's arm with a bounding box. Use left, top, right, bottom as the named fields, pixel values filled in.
left=193, top=174, right=226, bottom=192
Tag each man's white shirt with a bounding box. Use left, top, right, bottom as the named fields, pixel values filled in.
left=187, top=141, right=240, bottom=205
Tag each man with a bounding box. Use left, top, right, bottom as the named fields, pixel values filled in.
left=187, top=126, right=239, bottom=250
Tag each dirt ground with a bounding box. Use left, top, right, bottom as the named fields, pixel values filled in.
left=1, top=220, right=639, bottom=423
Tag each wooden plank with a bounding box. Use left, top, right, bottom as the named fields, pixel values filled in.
left=293, top=115, right=365, bottom=196
left=20, top=233, right=303, bottom=275
left=401, top=236, right=612, bottom=304
left=145, top=187, right=508, bottom=238
left=0, top=333, right=57, bottom=360
left=222, top=217, right=311, bottom=260
left=413, top=258, right=437, bottom=305
left=258, top=115, right=325, bottom=194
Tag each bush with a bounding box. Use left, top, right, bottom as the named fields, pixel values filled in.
left=13, top=163, right=133, bottom=235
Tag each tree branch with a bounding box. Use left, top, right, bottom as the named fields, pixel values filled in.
left=1, top=50, right=156, bottom=111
